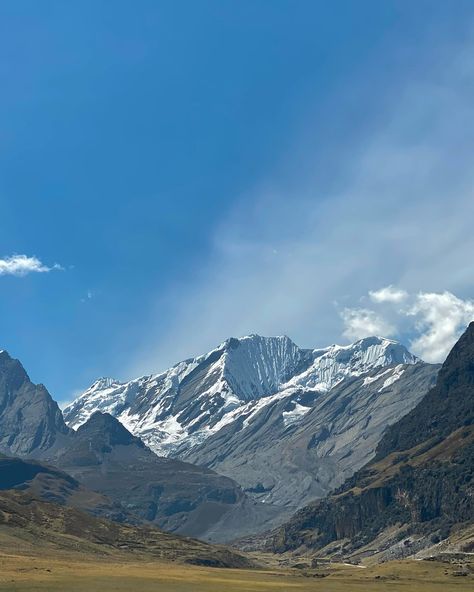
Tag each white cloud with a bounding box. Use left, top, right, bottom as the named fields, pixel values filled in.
left=341, top=308, right=396, bottom=341
left=341, top=288, right=474, bottom=363
left=408, top=291, right=474, bottom=362
left=0, top=255, right=62, bottom=277
left=369, top=285, right=408, bottom=304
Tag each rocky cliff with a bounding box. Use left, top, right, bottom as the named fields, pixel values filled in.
left=0, top=351, right=70, bottom=456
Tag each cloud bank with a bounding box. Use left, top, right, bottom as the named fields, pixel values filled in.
left=0, top=255, right=62, bottom=277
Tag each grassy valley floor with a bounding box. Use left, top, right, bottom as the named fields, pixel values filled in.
left=0, top=552, right=472, bottom=592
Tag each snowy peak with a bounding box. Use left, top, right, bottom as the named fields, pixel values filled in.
left=63, top=333, right=420, bottom=457
left=315, top=336, right=418, bottom=368
left=89, top=377, right=121, bottom=391
left=339, top=336, right=420, bottom=377
left=219, top=334, right=307, bottom=401
left=347, top=336, right=418, bottom=365
left=64, top=375, right=146, bottom=430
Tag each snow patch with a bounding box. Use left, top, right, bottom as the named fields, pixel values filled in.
left=282, top=402, right=311, bottom=427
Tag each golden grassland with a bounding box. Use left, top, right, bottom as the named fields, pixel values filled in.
left=0, top=550, right=472, bottom=592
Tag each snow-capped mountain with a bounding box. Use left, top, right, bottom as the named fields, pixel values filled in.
left=64, top=334, right=420, bottom=458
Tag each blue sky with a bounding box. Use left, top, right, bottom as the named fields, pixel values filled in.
left=1, top=1, right=474, bottom=403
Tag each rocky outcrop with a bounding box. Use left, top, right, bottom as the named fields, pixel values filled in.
left=375, top=321, right=474, bottom=458
left=271, top=426, right=474, bottom=553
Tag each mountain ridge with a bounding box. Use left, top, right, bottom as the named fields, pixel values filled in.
left=0, top=332, right=439, bottom=542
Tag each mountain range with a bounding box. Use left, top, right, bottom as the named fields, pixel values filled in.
left=64, top=335, right=438, bottom=508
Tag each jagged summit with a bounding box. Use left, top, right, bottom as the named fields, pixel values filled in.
left=312, top=335, right=417, bottom=362
left=222, top=333, right=294, bottom=347
left=0, top=349, right=70, bottom=456
left=0, top=348, right=29, bottom=384
left=217, top=334, right=307, bottom=402
left=89, top=377, right=120, bottom=390
left=285, top=335, right=418, bottom=392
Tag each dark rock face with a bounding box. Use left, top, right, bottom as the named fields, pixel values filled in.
left=376, top=322, right=474, bottom=458
left=0, top=351, right=70, bottom=456
left=271, top=428, right=474, bottom=553
left=270, top=323, right=474, bottom=556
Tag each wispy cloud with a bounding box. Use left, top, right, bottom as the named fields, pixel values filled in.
left=369, top=286, right=408, bottom=304
left=80, top=290, right=94, bottom=303
left=127, top=26, right=474, bottom=376
left=0, top=255, right=62, bottom=277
